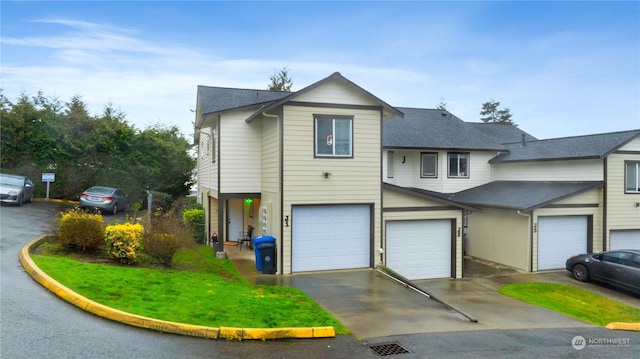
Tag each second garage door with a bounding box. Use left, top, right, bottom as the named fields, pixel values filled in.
left=538, top=216, right=587, bottom=270
left=386, top=219, right=452, bottom=280
left=610, top=230, right=640, bottom=250
left=292, top=205, right=371, bottom=272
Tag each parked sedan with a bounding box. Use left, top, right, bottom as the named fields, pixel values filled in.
left=0, top=173, right=35, bottom=206
left=566, top=249, right=640, bottom=294
left=79, top=186, right=129, bottom=214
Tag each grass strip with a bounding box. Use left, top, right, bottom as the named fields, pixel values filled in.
left=498, top=282, right=640, bottom=326
left=32, top=245, right=349, bottom=334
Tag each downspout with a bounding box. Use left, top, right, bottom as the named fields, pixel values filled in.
left=517, top=210, right=533, bottom=272
left=262, top=111, right=282, bottom=275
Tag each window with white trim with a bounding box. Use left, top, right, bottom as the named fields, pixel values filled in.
left=388, top=151, right=394, bottom=178
left=626, top=161, right=640, bottom=193
left=421, top=152, right=438, bottom=178
left=315, top=115, right=353, bottom=157
left=448, top=152, right=469, bottom=178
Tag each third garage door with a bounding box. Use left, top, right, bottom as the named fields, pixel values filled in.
left=386, top=220, right=452, bottom=280
left=538, top=216, right=587, bottom=270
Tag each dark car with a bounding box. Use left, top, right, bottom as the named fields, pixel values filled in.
left=0, top=173, right=35, bottom=206
left=79, top=186, right=129, bottom=214
left=566, top=249, right=640, bottom=294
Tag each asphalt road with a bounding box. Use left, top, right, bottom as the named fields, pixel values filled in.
left=1, top=201, right=639, bottom=358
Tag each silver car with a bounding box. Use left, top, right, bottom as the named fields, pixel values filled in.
left=0, top=174, right=35, bottom=206
left=79, top=186, right=129, bottom=215
left=566, top=249, right=640, bottom=294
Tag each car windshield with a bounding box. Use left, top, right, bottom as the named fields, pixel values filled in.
left=0, top=175, right=24, bottom=187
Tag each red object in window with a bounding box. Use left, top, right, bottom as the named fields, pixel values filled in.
left=327, top=134, right=333, bottom=145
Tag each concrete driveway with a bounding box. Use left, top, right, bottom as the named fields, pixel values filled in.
left=227, top=243, right=639, bottom=339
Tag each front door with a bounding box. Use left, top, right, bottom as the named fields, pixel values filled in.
left=227, top=199, right=243, bottom=242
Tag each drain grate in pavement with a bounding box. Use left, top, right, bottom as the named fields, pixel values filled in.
left=369, top=342, right=411, bottom=356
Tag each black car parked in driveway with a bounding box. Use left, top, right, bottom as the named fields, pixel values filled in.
left=566, top=249, right=640, bottom=294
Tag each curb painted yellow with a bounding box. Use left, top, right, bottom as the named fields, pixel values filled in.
left=19, top=236, right=335, bottom=340
left=606, top=322, right=640, bottom=331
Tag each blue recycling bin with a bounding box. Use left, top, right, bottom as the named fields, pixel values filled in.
left=253, top=235, right=276, bottom=272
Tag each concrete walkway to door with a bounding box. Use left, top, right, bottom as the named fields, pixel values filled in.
left=225, top=243, right=629, bottom=339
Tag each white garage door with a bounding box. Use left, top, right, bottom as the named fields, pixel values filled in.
left=538, top=216, right=587, bottom=270
left=292, top=205, right=370, bottom=272
left=610, top=230, right=640, bottom=250
left=386, top=220, right=451, bottom=280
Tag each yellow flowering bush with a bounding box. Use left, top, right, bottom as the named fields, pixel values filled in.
left=104, top=223, right=144, bottom=264
left=56, top=208, right=104, bottom=252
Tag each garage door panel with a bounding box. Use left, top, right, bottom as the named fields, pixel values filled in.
left=387, top=220, right=451, bottom=280
left=610, top=230, right=640, bottom=250
left=538, top=216, right=587, bottom=270
left=292, top=205, right=370, bottom=272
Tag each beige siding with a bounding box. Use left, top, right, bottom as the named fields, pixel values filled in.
left=383, top=150, right=493, bottom=192
left=219, top=110, right=262, bottom=193
left=605, top=150, right=640, bottom=249
left=208, top=196, right=219, bottom=238
left=281, top=104, right=382, bottom=274
left=294, top=81, right=376, bottom=105
left=261, top=115, right=280, bottom=194
left=197, top=126, right=218, bottom=193
left=491, top=159, right=603, bottom=181
left=383, top=188, right=463, bottom=278
left=465, top=208, right=530, bottom=271
left=618, top=137, right=640, bottom=151
left=532, top=188, right=603, bottom=270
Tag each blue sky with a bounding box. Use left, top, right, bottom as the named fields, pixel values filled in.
left=2, top=1, right=639, bottom=140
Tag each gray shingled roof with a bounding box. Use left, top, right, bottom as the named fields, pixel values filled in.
left=467, top=122, right=538, bottom=143
left=447, top=181, right=603, bottom=211
left=490, top=130, right=640, bottom=163
left=196, top=86, right=290, bottom=116
left=383, top=108, right=511, bottom=151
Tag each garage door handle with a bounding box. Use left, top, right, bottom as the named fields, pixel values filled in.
left=616, top=268, right=624, bottom=272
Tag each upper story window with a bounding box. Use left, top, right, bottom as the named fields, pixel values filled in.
left=448, top=152, right=469, bottom=178
left=388, top=151, right=394, bottom=178
left=421, top=152, right=438, bottom=178
left=315, top=115, right=353, bottom=158
left=625, top=161, right=640, bottom=193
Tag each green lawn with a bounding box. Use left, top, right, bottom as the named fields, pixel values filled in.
left=31, top=244, right=349, bottom=334
left=499, top=282, right=640, bottom=326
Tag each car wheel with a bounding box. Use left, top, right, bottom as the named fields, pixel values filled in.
left=572, top=264, right=589, bottom=282
left=112, top=204, right=118, bottom=215
left=17, top=194, right=23, bottom=206
left=28, top=192, right=34, bottom=203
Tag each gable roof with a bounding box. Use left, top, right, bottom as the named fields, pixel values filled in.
left=383, top=108, right=510, bottom=151
left=196, top=86, right=290, bottom=119
left=447, top=181, right=603, bottom=211
left=245, top=72, right=403, bottom=122
left=490, top=129, right=640, bottom=163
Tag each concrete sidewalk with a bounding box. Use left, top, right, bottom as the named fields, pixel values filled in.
left=225, top=242, right=639, bottom=339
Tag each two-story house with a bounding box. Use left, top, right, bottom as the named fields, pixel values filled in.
left=196, top=72, right=640, bottom=280
left=195, top=72, right=401, bottom=275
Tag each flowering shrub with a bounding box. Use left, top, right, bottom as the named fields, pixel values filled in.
left=104, top=223, right=144, bottom=264
left=56, top=208, right=104, bottom=252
